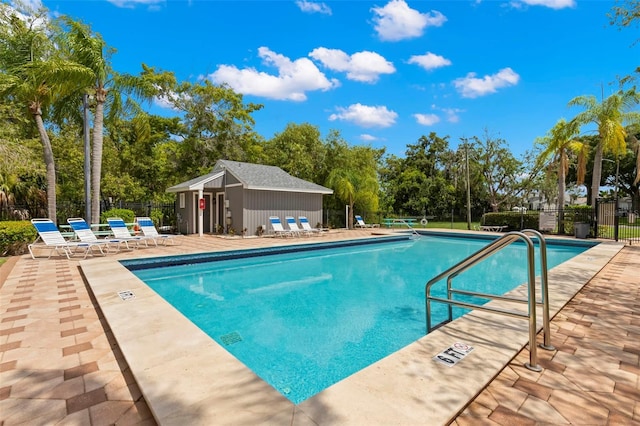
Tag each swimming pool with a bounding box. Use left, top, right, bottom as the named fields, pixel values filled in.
left=126, top=233, right=591, bottom=404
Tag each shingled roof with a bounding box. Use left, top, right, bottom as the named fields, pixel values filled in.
left=166, top=160, right=333, bottom=194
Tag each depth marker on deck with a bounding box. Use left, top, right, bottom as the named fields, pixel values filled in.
left=434, top=342, right=474, bottom=367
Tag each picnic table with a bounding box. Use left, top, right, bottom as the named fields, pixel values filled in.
left=59, top=222, right=138, bottom=239
left=382, top=218, right=418, bottom=228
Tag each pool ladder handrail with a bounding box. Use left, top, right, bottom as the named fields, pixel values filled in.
left=395, top=218, right=421, bottom=238
left=425, top=229, right=554, bottom=372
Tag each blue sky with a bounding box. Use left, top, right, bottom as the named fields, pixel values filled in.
left=34, top=0, right=639, bottom=157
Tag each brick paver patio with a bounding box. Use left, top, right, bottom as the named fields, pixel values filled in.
left=1, top=232, right=638, bottom=425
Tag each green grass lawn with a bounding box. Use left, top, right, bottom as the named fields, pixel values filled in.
left=379, top=221, right=479, bottom=230
left=0, top=257, right=7, bottom=267
left=423, top=221, right=479, bottom=230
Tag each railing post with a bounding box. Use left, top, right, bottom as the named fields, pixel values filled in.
left=425, top=231, right=544, bottom=372
left=523, top=234, right=542, bottom=371
left=522, top=229, right=554, bottom=351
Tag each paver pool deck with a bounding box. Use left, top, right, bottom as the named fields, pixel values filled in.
left=0, top=229, right=638, bottom=425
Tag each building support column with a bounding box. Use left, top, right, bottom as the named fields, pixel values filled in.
left=198, top=188, right=204, bottom=237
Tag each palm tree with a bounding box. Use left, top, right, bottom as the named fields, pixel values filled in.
left=60, top=17, right=111, bottom=224
left=569, top=90, right=640, bottom=206
left=326, top=145, right=380, bottom=229
left=61, top=19, right=173, bottom=223
left=536, top=119, right=587, bottom=233
left=0, top=6, right=92, bottom=223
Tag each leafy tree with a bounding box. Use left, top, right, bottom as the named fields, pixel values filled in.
left=0, top=102, right=43, bottom=212
left=264, top=122, right=327, bottom=183
left=168, top=80, right=264, bottom=177
left=58, top=20, right=174, bottom=222
left=569, top=90, right=640, bottom=205
left=0, top=3, right=92, bottom=222
left=472, top=131, right=525, bottom=212
left=380, top=133, right=455, bottom=217
left=324, top=134, right=381, bottom=228
left=106, top=113, right=182, bottom=202
left=57, top=16, right=113, bottom=223
left=453, top=140, right=489, bottom=222
left=609, top=1, right=640, bottom=87
left=610, top=0, right=640, bottom=28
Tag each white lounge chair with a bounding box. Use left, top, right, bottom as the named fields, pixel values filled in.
left=355, top=215, right=379, bottom=228
left=29, top=218, right=106, bottom=259
left=107, top=217, right=154, bottom=248
left=298, top=216, right=323, bottom=235
left=135, top=217, right=180, bottom=245
left=268, top=216, right=293, bottom=237
left=285, top=216, right=310, bottom=237
left=67, top=217, right=130, bottom=252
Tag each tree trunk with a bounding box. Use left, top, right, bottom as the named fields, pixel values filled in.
left=590, top=144, right=604, bottom=206
left=31, top=104, right=57, bottom=224
left=91, top=88, right=106, bottom=224
left=557, top=155, right=566, bottom=235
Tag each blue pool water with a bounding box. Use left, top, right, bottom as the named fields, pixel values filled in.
left=129, top=234, right=591, bottom=404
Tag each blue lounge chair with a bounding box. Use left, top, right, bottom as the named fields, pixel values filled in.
left=285, top=216, right=309, bottom=237
left=67, top=217, right=131, bottom=252
left=29, top=218, right=106, bottom=259
left=355, top=215, right=379, bottom=228
left=268, top=216, right=293, bottom=237
left=135, top=217, right=180, bottom=245
left=107, top=217, right=154, bottom=248
left=298, top=216, right=323, bottom=236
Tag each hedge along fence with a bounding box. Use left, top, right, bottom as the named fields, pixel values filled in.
left=0, top=221, right=37, bottom=256
left=482, top=207, right=596, bottom=234
left=481, top=212, right=539, bottom=230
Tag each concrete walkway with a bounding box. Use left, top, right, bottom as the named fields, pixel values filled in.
left=0, top=232, right=638, bottom=425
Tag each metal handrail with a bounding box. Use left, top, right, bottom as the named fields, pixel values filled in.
left=394, top=218, right=421, bottom=238
left=521, top=229, right=554, bottom=351
left=425, top=230, right=551, bottom=372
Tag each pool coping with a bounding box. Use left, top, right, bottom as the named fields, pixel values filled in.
left=79, top=232, right=624, bottom=425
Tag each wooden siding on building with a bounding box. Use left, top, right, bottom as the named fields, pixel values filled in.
left=243, top=190, right=323, bottom=236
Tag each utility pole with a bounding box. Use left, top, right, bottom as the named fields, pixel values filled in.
left=83, top=94, right=91, bottom=224
left=465, top=140, right=472, bottom=230
left=614, top=155, right=620, bottom=242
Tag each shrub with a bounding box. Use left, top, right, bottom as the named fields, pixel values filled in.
left=100, top=208, right=135, bottom=224
left=149, top=209, right=163, bottom=227
left=0, top=221, right=37, bottom=256
left=481, top=212, right=539, bottom=230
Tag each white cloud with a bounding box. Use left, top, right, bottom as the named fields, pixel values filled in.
left=428, top=104, right=463, bottom=123
left=408, top=52, right=452, bottom=71
left=6, top=0, right=47, bottom=28
left=309, top=48, right=395, bottom=83
left=107, top=0, right=164, bottom=8
left=371, top=0, right=447, bottom=41
left=439, top=107, right=464, bottom=123
left=511, top=0, right=575, bottom=9
left=329, top=103, right=397, bottom=128
left=413, top=113, right=440, bottom=126
left=153, top=94, right=174, bottom=110
left=209, top=47, right=340, bottom=101
left=453, top=67, right=520, bottom=98
left=360, top=134, right=378, bottom=141
left=296, top=0, right=332, bottom=15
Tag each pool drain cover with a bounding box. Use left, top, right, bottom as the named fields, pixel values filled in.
left=220, top=331, right=243, bottom=345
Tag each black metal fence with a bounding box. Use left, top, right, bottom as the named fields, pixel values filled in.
left=4, top=200, right=639, bottom=245
left=480, top=204, right=640, bottom=245
left=594, top=199, right=640, bottom=245
left=1, top=201, right=176, bottom=228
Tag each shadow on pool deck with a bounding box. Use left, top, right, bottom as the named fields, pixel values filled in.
left=0, top=231, right=638, bottom=424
